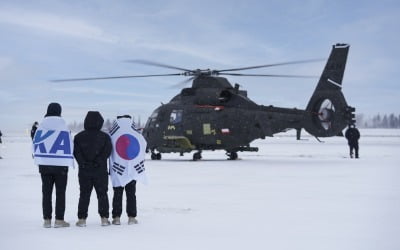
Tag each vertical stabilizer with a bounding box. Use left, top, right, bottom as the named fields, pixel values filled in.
left=304, top=44, right=354, bottom=137
left=313, top=43, right=349, bottom=92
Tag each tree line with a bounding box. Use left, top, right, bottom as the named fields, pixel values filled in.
left=356, top=113, right=400, bottom=128
left=68, top=116, right=144, bottom=132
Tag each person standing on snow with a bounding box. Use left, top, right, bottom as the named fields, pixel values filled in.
left=109, top=115, right=147, bottom=225
left=32, top=103, right=73, bottom=228
left=74, top=111, right=112, bottom=227
left=30, top=121, right=39, bottom=140
left=345, top=124, right=360, bottom=158
left=0, top=129, right=3, bottom=159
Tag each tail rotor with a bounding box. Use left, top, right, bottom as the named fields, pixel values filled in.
left=318, top=99, right=335, bottom=130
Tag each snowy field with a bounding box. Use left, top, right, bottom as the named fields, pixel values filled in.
left=0, top=129, right=399, bottom=250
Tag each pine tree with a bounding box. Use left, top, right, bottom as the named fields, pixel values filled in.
left=397, top=115, right=400, bottom=128
left=355, top=113, right=364, bottom=128
left=389, top=114, right=396, bottom=128
left=138, top=115, right=142, bottom=128
left=382, top=115, right=389, bottom=128
left=103, top=118, right=112, bottom=130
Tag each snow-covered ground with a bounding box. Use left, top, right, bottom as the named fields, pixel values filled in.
left=0, top=129, right=399, bottom=250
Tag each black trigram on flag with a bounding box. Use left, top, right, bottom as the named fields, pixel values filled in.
left=109, top=121, right=120, bottom=136
left=131, top=121, right=139, bottom=132
left=112, top=162, right=126, bottom=176
left=133, top=160, right=145, bottom=174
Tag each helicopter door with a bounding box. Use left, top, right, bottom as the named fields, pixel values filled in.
left=190, top=108, right=220, bottom=147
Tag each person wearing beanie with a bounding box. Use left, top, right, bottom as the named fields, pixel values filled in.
left=32, top=102, right=73, bottom=228
left=45, top=102, right=62, bottom=117
left=74, top=111, right=112, bottom=227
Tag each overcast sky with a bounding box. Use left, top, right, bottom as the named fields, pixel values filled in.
left=1, top=0, right=399, bottom=133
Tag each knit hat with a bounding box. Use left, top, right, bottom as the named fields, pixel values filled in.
left=45, top=103, right=62, bottom=117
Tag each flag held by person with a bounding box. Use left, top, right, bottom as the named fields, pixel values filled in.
left=32, top=116, right=74, bottom=168
left=109, top=117, right=147, bottom=186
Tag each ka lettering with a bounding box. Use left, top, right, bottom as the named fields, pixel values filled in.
left=34, top=130, right=71, bottom=154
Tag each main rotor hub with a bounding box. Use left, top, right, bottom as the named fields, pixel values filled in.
left=183, top=69, right=219, bottom=77
left=319, top=108, right=332, bottom=122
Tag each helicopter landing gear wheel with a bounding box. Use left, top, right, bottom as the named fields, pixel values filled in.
left=193, top=151, right=202, bottom=161
left=227, top=151, right=238, bottom=160
left=151, top=152, right=162, bottom=160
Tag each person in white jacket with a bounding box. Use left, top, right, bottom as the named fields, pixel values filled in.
left=33, top=103, right=74, bottom=228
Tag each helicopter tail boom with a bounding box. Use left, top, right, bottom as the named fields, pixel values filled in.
left=304, top=43, right=355, bottom=137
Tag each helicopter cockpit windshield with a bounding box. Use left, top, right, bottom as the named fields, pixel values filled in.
left=145, top=108, right=160, bottom=128
left=150, top=109, right=159, bottom=119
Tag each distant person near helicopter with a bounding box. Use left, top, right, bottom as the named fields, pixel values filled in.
left=345, top=124, right=360, bottom=158
left=30, top=121, right=39, bottom=140
left=0, top=129, right=3, bottom=159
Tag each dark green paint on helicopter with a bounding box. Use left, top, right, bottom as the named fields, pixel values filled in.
left=53, top=43, right=355, bottom=161
left=143, top=44, right=355, bottom=160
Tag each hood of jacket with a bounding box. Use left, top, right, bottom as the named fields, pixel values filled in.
left=84, top=111, right=104, bottom=130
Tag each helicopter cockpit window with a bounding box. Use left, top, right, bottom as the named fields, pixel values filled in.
left=170, top=110, right=183, bottom=124
left=145, top=109, right=160, bottom=128
left=150, top=110, right=159, bottom=119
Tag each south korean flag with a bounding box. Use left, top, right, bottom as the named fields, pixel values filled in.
left=109, top=117, right=147, bottom=187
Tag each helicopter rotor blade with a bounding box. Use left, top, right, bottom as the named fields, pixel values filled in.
left=169, top=76, right=196, bottom=89
left=125, top=59, right=193, bottom=72
left=217, top=58, right=325, bottom=73
left=51, top=73, right=183, bottom=82
left=219, top=73, right=319, bottom=78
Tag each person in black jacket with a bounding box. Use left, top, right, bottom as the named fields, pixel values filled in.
left=345, top=124, right=360, bottom=158
left=30, top=121, right=39, bottom=140
left=74, top=111, right=112, bottom=227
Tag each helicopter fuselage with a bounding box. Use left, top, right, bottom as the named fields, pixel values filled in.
left=143, top=76, right=308, bottom=154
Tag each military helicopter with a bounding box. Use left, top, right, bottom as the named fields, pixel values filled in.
left=54, top=43, right=355, bottom=161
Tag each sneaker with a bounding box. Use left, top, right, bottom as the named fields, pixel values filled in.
left=54, top=219, right=70, bottom=228
left=76, top=219, right=86, bottom=227
left=128, top=217, right=138, bottom=225
left=43, top=219, right=51, bottom=228
left=112, top=217, right=121, bottom=225
left=101, top=217, right=111, bottom=226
